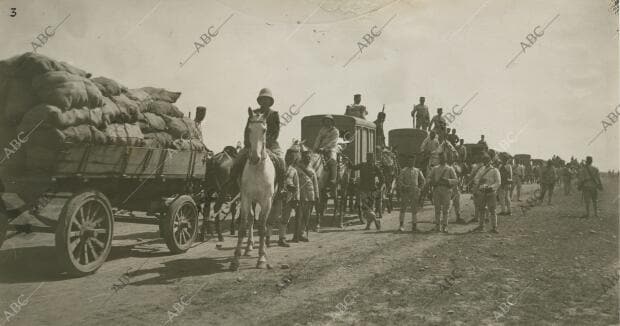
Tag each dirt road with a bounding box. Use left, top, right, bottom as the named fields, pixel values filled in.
left=0, top=178, right=618, bottom=325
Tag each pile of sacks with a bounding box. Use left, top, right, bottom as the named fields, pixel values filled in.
left=0, top=53, right=205, bottom=173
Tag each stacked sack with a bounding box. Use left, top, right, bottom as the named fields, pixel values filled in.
left=0, top=53, right=206, bottom=174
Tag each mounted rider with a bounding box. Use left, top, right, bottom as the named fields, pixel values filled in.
left=313, top=115, right=339, bottom=195
left=229, top=88, right=287, bottom=196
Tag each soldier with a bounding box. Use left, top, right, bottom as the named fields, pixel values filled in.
left=578, top=156, right=603, bottom=219
left=411, top=97, right=430, bottom=130
left=497, top=157, right=513, bottom=216
left=313, top=115, right=339, bottom=196
left=472, top=154, right=501, bottom=233
left=477, top=135, right=487, bottom=146
left=512, top=161, right=525, bottom=201
left=560, top=164, right=573, bottom=195
left=420, top=131, right=440, bottom=175
left=229, top=88, right=287, bottom=197
left=396, top=155, right=425, bottom=232
left=456, top=139, right=467, bottom=164
left=350, top=153, right=384, bottom=230
left=345, top=94, right=368, bottom=119
left=276, top=145, right=301, bottom=247
left=539, top=160, right=558, bottom=205
left=429, top=108, right=447, bottom=136
left=428, top=154, right=458, bottom=232
left=293, top=145, right=320, bottom=242
left=374, top=107, right=386, bottom=148
left=450, top=160, right=465, bottom=224
left=448, top=128, right=459, bottom=147
left=194, top=106, right=206, bottom=141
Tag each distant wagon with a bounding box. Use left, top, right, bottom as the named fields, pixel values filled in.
left=301, top=115, right=376, bottom=165
left=388, top=128, right=428, bottom=169
left=464, top=143, right=488, bottom=164
left=514, top=154, right=531, bottom=166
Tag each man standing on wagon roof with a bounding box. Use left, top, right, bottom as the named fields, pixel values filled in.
left=411, top=97, right=430, bottom=130
left=229, top=88, right=287, bottom=196
left=345, top=94, right=368, bottom=119
left=429, top=108, right=447, bottom=136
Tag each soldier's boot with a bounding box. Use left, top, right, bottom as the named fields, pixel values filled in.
left=326, top=158, right=338, bottom=197
left=374, top=218, right=382, bottom=231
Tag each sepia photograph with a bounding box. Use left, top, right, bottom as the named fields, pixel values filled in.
left=0, top=0, right=618, bottom=325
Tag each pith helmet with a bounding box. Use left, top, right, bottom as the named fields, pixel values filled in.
left=323, top=114, right=335, bottom=123
left=257, top=88, right=274, bottom=107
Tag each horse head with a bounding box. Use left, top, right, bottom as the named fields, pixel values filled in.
left=247, top=108, right=267, bottom=165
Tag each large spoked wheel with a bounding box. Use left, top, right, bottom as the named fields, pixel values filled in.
left=0, top=210, right=7, bottom=249
left=161, top=195, right=199, bottom=254
left=55, top=190, right=113, bottom=277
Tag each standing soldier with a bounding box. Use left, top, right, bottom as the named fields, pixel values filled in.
left=194, top=106, right=206, bottom=141
left=411, top=97, right=430, bottom=130
left=447, top=128, right=459, bottom=147
left=420, top=131, right=440, bottom=175
left=350, top=153, right=384, bottom=230
left=512, top=161, right=525, bottom=201
left=472, top=154, right=501, bottom=233
left=293, top=145, right=320, bottom=242
left=396, top=156, right=425, bottom=232
left=374, top=107, right=387, bottom=148
left=477, top=135, right=487, bottom=146
left=345, top=94, right=368, bottom=119
left=275, top=145, right=301, bottom=247
left=428, top=154, right=458, bottom=232
left=450, top=160, right=465, bottom=224
left=313, top=115, right=340, bottom=197
left=497, top=157, right=513, bottom=216
left=561, top=164, right=573, bottom=195
left=539, top=160, right=558, bottom=205
left=456, top=139, right=468, bottom=164
left=578, top=156, right=603, bottom=219
left=429, top=108, right=448, bottom=136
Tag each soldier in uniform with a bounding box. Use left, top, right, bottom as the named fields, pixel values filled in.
left=578, top=156, right=603, bottom=219
left=497, top=157, right=513, bottom=216
left=429, top=108, right=448, bottom=136
left=396, top=155, right=425, bottom=232
left=350, top=153, right=384, bottom=230
left=275, top=145, right=301, bottom=247
left=293, top=145, right=320, bottom=242
left=313, top=115, right=340, bottom=197
left=229, top=88, right=287, bottom=197
left=345, top=94, right=368, bottom=119
left=411, top=97, right=430, bottom=130
left=428, top=154, right=458, bottom=232
left=374, top=108, right=386, bottom=148
left=472, top=154, right=501, bottom=233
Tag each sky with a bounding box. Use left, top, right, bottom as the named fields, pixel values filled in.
left=1, top=0, right=618, bottom=169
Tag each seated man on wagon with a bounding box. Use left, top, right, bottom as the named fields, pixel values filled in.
left=313, top=115, right=340, bottom=196
left=228, top=88, right=287, bottom=197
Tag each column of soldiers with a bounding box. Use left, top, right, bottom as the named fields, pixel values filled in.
left=225, top=89, right=606, bottom=245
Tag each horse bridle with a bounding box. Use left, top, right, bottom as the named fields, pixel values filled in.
left=247, top=118, right=267, bottom=164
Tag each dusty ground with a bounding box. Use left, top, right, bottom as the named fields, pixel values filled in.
left=0, top=177, right=618, bottom=326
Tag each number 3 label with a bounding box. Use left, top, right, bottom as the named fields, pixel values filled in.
left=10, top=8, right=16, bottom=17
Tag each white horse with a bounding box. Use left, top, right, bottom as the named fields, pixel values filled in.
left=230, top=109, right=276, bottom=270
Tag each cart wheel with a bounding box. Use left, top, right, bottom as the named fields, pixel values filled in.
left=55, top=190, right=113, bottom=277
left=160, top=195, right=198, bottom=254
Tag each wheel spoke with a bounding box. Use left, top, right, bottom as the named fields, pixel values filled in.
left=90, top=237, right=105, bottom=249
left=69, top=238, right=81, bottom=255
left=86, top=239, right=98, bottom=260
left=71, top=220, right=81, bottom=230
left=84, top=202, right=92, bottom=223
left=69, top=231, right=81, bottom=238
left=182, top=229, right=192, bottom=243
left=90, top=204, right=102, bottom=224
left=91, top=228, right=108, bottom=234
left=78, top=206, right=85, bottom=224
left=82, top=241, right=89, bottom=265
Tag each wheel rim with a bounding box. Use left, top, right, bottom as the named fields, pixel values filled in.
left=173, top=202, right=197, bottom=247
left=66, top=198, right=112, bottom=270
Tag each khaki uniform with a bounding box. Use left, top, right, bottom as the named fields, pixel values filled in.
left=397, top=166, right=425, bottom=228
left=428, top=165, right=458, bottom=227
left=473, top=165, right=501, bottom=230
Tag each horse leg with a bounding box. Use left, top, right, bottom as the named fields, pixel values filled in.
left=199, top=198, right=212, bottom=241
left=214, top=200, right=224, bottom=242
left=257, top=201, right=271, bottom=269
left=230, top=200, right=238, bottom=236
left=230, top=198, right=249, bottom=271
left=244, top=204, right=255, bottom=256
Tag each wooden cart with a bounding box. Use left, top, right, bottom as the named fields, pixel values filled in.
left=0, top=143, right=207, bottom=276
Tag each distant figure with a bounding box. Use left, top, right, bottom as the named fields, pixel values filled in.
left=578, top=156, right=602, bottom=219
left=411, top=97, right=430, bottom=130
left=539, top=160, right=558, bottom=205
left=560, top=165, right=573, bottom=195
left=374, top=108, right=386, bottom=147
left=497, top=157, right=513, bottom=216
left=429, top=108, right=447, bottom=136
left=345, top=94, right=367, bottom=119
left=450, top=160, right=465, bottom=224
left=420, top=131, right=440, bottom=174
left=512, top=162, right=525, bottom=201
left=294, top=145, right=320, bottom=242
left=477, top=135, right=487, bottom=146
left=456, top=139, right=467, bottom=163
left=447, top=128, right=459, bottom=147
left=313, top=115, right=340, bottom=194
